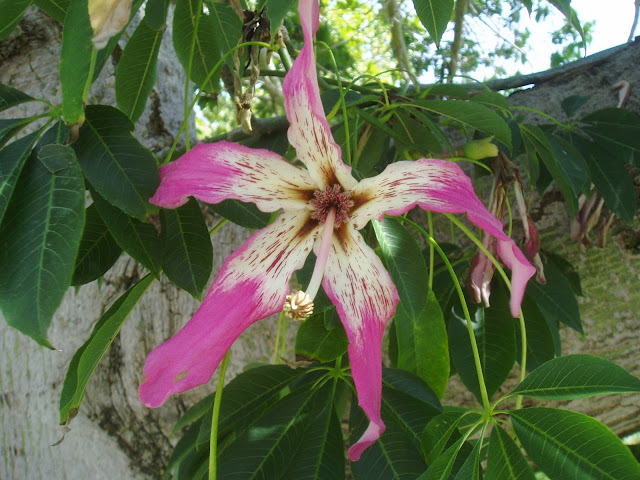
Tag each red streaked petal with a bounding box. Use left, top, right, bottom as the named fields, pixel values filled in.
left=320, top=222, right=399, bottom=460
left=150, top=141, right=317, bottom=211
left=282, top=0, right=356, bottom=191
left=139, top=210, right=320, bottom=407
left=349, top=159, right=535, bottom=317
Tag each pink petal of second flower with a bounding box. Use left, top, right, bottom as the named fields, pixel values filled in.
left=283, top=0, right=356, bottom=191
left=150, top=141, right=317, bottom=211
left=320, top=222, right=399, bottom=461
left=349, top=159, right=535, bottom=317
left=139, top=210, right=320, bottom=407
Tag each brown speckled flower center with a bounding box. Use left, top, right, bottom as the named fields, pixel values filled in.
left=310, top=184, right=354, bottom=225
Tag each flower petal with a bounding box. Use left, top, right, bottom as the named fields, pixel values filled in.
left=139, top=210, right=320, bottom=407
left=320, top=222, right=399, bottom=461
left=349, top=159, right=535, bottom=317
left=150, top=141, right=317, bottom=211
left=282, top=0, right=356, bottom=191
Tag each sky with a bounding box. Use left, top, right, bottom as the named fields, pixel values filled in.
left=514, top=0, right=638, bottom=73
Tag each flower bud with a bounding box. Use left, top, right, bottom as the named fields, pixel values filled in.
left=89, top=0, right=133, bottom=49
left=462, top=137, right=498, bottom=160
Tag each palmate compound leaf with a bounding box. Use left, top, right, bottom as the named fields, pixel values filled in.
left=59, top=274, right=154, bottom=423
left=216, top=379, right=345, bottom=480
left=511, top=407, right=640, bottom=480
left=421, top=411, right=481, bottom=465
left=0, top=144, right=84, bottom=348
left=295, top=308, right=349, bottom=363
left=508, top=354, right=640, bottom=400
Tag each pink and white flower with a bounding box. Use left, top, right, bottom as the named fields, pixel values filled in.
left=139, top=0, right=535, bottom=461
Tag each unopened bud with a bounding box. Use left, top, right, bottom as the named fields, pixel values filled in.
left=283, top=290, right=314, bottom=321
left=89, top=0, right=133, bottom=49
left=462, top=137, right=498, bottom=160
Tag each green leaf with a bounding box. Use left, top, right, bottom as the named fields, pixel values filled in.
left=208, top=198, right=272, bottom=229
left=0, top=130, right=42, bottom=225
left=412, top=0, right=454, bottom=47
left=509, top=354, right=640, bottom=400
left=160, top=198, right=212, bottom=299
left=34, top=0, right=70, bottom=23
left=208, top=1, right=242, bottom=65
left=0, top=83, right=35, bottom=112
left=0, top=145, right=85, bottom=347
left=391, top=108, right=442, bottom=155
left=419, top=436, right=466, bottom=480
left=262, top=0, right=296, bottom=35
left=173, top=0, right=221, bottom=92
left=521, top=124, right=578, bottom=215
left=295, top=309, right=349, bottom=363
left=382, top=368, right=442, bottom=410
left=217, top=382, right=345, bottom=479
left=424, top=84, right=470, bottom=99
left=511, top=407, right=640, bottom=480
left=422, top=411, right=480, bottom=464
left=470, top=91, right=510, bottom=111
left=59, top=274, right=154, bottom=423
left=561, top=95, right=589, bottom=118
left=373, top=218, right=428, bottom=317
left=91, top=189, right=163, bottom=275
left=116, top=20, right=163, bottom=123
left=351, top=393, right=428, bottom=480
left=547, top=134, right=590, bottom=195
left=0, top=0, right=32, bottom=40
left=60, top=0, right=93, bottom=125
left=526, top=258, right=583, bottom=334
left=454, top=437, right=483, bottom=480
left=449, top=283, right=516, bottom=402
left=548, top=0, right=585, bottom=43
left=0, top=118, right=35, bottom=148
left=144, top=0, right=171, bottom=29
left=194, top=364, right=305, bottom=442
left=582, top=108, right=640, bottom=154
left=72, top=204, right=122, bottom=285
left=414, top=99, right=512, bottom=150
left=485, top=423, right=535, bottom=480
left=73, top=105, right=160, bottom=221
left=584, top=146, right=637, bottom=223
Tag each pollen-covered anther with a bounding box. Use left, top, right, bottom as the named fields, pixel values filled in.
left=283, top=290, right=314, bottom=320
left=310, top=184, right=354, bottom=225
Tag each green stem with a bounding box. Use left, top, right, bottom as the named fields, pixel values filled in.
left=209, top=218, right=228, bottom=237
left=445, top=214, right=528, bottom=407
left=400, top=217, right=491, bottom=412
left=209, top=350, right=231, bottom=480
left=273, top=311, right=284, bottom=364
left=427, top=212, right=434, bottom=290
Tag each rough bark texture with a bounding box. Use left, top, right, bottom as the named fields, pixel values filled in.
left=1, top=9, right=639, bottom=480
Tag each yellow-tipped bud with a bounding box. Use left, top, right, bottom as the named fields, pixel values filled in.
left=283, top=290, right=314, bottom=321
left=462, top=137, right=498, bottom=160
